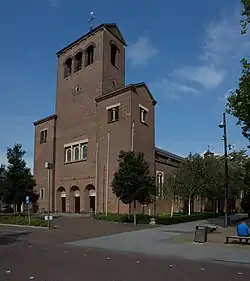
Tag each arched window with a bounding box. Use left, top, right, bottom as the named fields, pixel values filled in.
left=74, top=52, right=83, bottom=72
left=85, top=45, right=94, bottom=66
left=74, top=146, right=80, bottom=161
left=110, top=43, right=118, bottom=66
left=65, top=148, right=72, bottom=162
left=81, top=144, right=88, bottom=159
left=157, top=172, right=164, bottom=198
left=64, top=58, right=72, bottom=78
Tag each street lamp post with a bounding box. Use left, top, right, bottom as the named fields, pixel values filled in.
left=45, top=162, right=53, bottom=230
left=218, top=112, right=229, bottom=228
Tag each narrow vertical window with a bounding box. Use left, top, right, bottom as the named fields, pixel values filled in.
left=64, top=58, right=72, bottom=78
left=108, top=106, right=119, bottom=123
left=40, top=188, right=44, bottom=200
left=40, top=129, right=48, bottom=144
left=139, top=104, right=149, bottom=124
left=74, top=145, right=80, bottom=161
left=157, top=172, right=164, bottom=198
left=74, top=52, right=83, bottom=72
left=110, top=43, right=118, bottom=67
left=85, top=45, right=94, bottom=66
left=81, top=144, right=88, bottom=159
left=65, top=147, right=72, bottom=163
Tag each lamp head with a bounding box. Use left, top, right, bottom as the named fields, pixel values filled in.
left=218, top=122, right=224, bottom=128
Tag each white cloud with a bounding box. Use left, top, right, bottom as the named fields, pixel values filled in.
left=154, top=9, right=250, bottom=98
left=0, top=151, right=34, bottom=174
left=175, top=10, right=249, bottom=90
left=175, top=66, right=225, bottom=89
left=150, top=78, right=199, bottom=99
left=127, top=37, right=159, bottom=66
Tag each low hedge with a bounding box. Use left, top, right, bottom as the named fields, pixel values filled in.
left=95, top=212, right=215, bottom=225
left=155, top=212, right=214, bottom=225
left=0, top=215, right=48, bottom=227
left=95, top=213, right=152, bottom=224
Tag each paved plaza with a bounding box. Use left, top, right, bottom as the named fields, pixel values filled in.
left=0, top=216, right=250, bottom=280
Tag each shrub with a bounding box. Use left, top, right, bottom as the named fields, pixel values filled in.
left=0, top=215, right=48, bottom=227
left=95, top=212, right=215, bottom=225
left=154, top=212, right=214, bottom=225
left=95, top=213, right=152, bottom=224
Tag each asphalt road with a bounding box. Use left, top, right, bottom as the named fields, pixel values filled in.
left=0, top=217, right=249, bottom=281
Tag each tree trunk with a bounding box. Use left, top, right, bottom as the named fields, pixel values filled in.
left=129, top=203, right=131, bottom=215
left=133, top=200, right=137, bottom=225
left=142, top=205, right=145, bottom=215
left=170, top=198, right=174, bottom=217
left=200, top=198, right=203, bottom=213
left=188, top=197, right=191, bottom=216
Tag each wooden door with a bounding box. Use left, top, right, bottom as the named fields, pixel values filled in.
left=61, top=197, right=66, bottom=213
left=89, top=196, right=95, bottom=212
left=75, top=197, right=80, bottom=213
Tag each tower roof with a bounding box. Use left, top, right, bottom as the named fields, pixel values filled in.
left=56, top=23, right=127, bottom=57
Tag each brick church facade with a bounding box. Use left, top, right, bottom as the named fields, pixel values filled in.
left=33, top=23, right=185, bottom=214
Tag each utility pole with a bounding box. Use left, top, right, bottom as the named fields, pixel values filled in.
left=219, top=112, right=229, bottom=228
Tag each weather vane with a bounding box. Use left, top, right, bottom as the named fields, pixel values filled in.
left=88, top=12, right=96, bottom=31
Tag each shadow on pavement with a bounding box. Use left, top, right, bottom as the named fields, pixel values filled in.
left=0, top=231, right=30, bottom=246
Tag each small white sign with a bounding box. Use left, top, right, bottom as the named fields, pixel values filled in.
left=44, top=215, right=53, bottom=221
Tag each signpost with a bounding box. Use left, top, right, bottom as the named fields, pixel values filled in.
left=26, top=196, right=31, bottom=224
left=45, top=162, right=53, bottom=230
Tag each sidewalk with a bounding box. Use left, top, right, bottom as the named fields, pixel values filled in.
left=68, top=215, right=250, bottom=264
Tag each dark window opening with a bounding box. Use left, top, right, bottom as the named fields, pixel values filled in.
left=85, top=45, right=94, bottom=66
left=40, top=188, right=44, bottom=200
left=74, top=52, right=83, bottom=72
left=108, top=106, right=119, bottom=123
left=74, top=146, right=80, bottom=160
left=110, top=43, right=118, bottom=67
left=64, top=58, right=72, bottom=78
left=40, top=130, right=47, bottom=144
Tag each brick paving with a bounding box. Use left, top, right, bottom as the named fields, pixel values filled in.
left=0, top=216, right=154, bottom=245
left=0, top=217, right=250, bottom=280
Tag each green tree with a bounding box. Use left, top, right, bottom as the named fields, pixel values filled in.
left=227, top=150, right=248, bottom=199
left=203, top=151, right=247, bottom=214
left=240, top=0, right=250, bottom=34
left=241, top=157, right=250, bottom=217
left=226, top=0, right=250, bottom=142
left=175, top=153, right=204, bottom=215
left=112, top=150, right=156, bottom=223
left=0, top=164, right=5, bottom=199
left=163, top=174, right=180, bottom=217
left=2, top=143, right=37, bottom=211
left=202, top=155, right=224, bottom=213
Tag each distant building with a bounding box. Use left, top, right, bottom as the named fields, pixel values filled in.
left=33, top=23, right=185, bottom=214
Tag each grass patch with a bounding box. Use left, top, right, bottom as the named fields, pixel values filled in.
left=0, top=215, right=49, bottom=227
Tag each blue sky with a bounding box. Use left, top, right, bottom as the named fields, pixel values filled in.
left=0, top=0, right=249, bottom=170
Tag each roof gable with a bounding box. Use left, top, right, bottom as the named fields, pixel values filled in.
left=104, top=24, right=127, bottom=46
left=57, top=23, right=126, bottom=57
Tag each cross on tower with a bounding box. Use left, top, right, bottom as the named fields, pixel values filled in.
left=88, top=12, right=96, bottom=31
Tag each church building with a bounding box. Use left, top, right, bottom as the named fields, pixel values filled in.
left=33, top=23, right=184, bottom=214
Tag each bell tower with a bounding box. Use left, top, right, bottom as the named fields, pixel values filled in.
left=54, top=23, right=127, bottom=190
left=55, top=23, right=126, bottom=120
